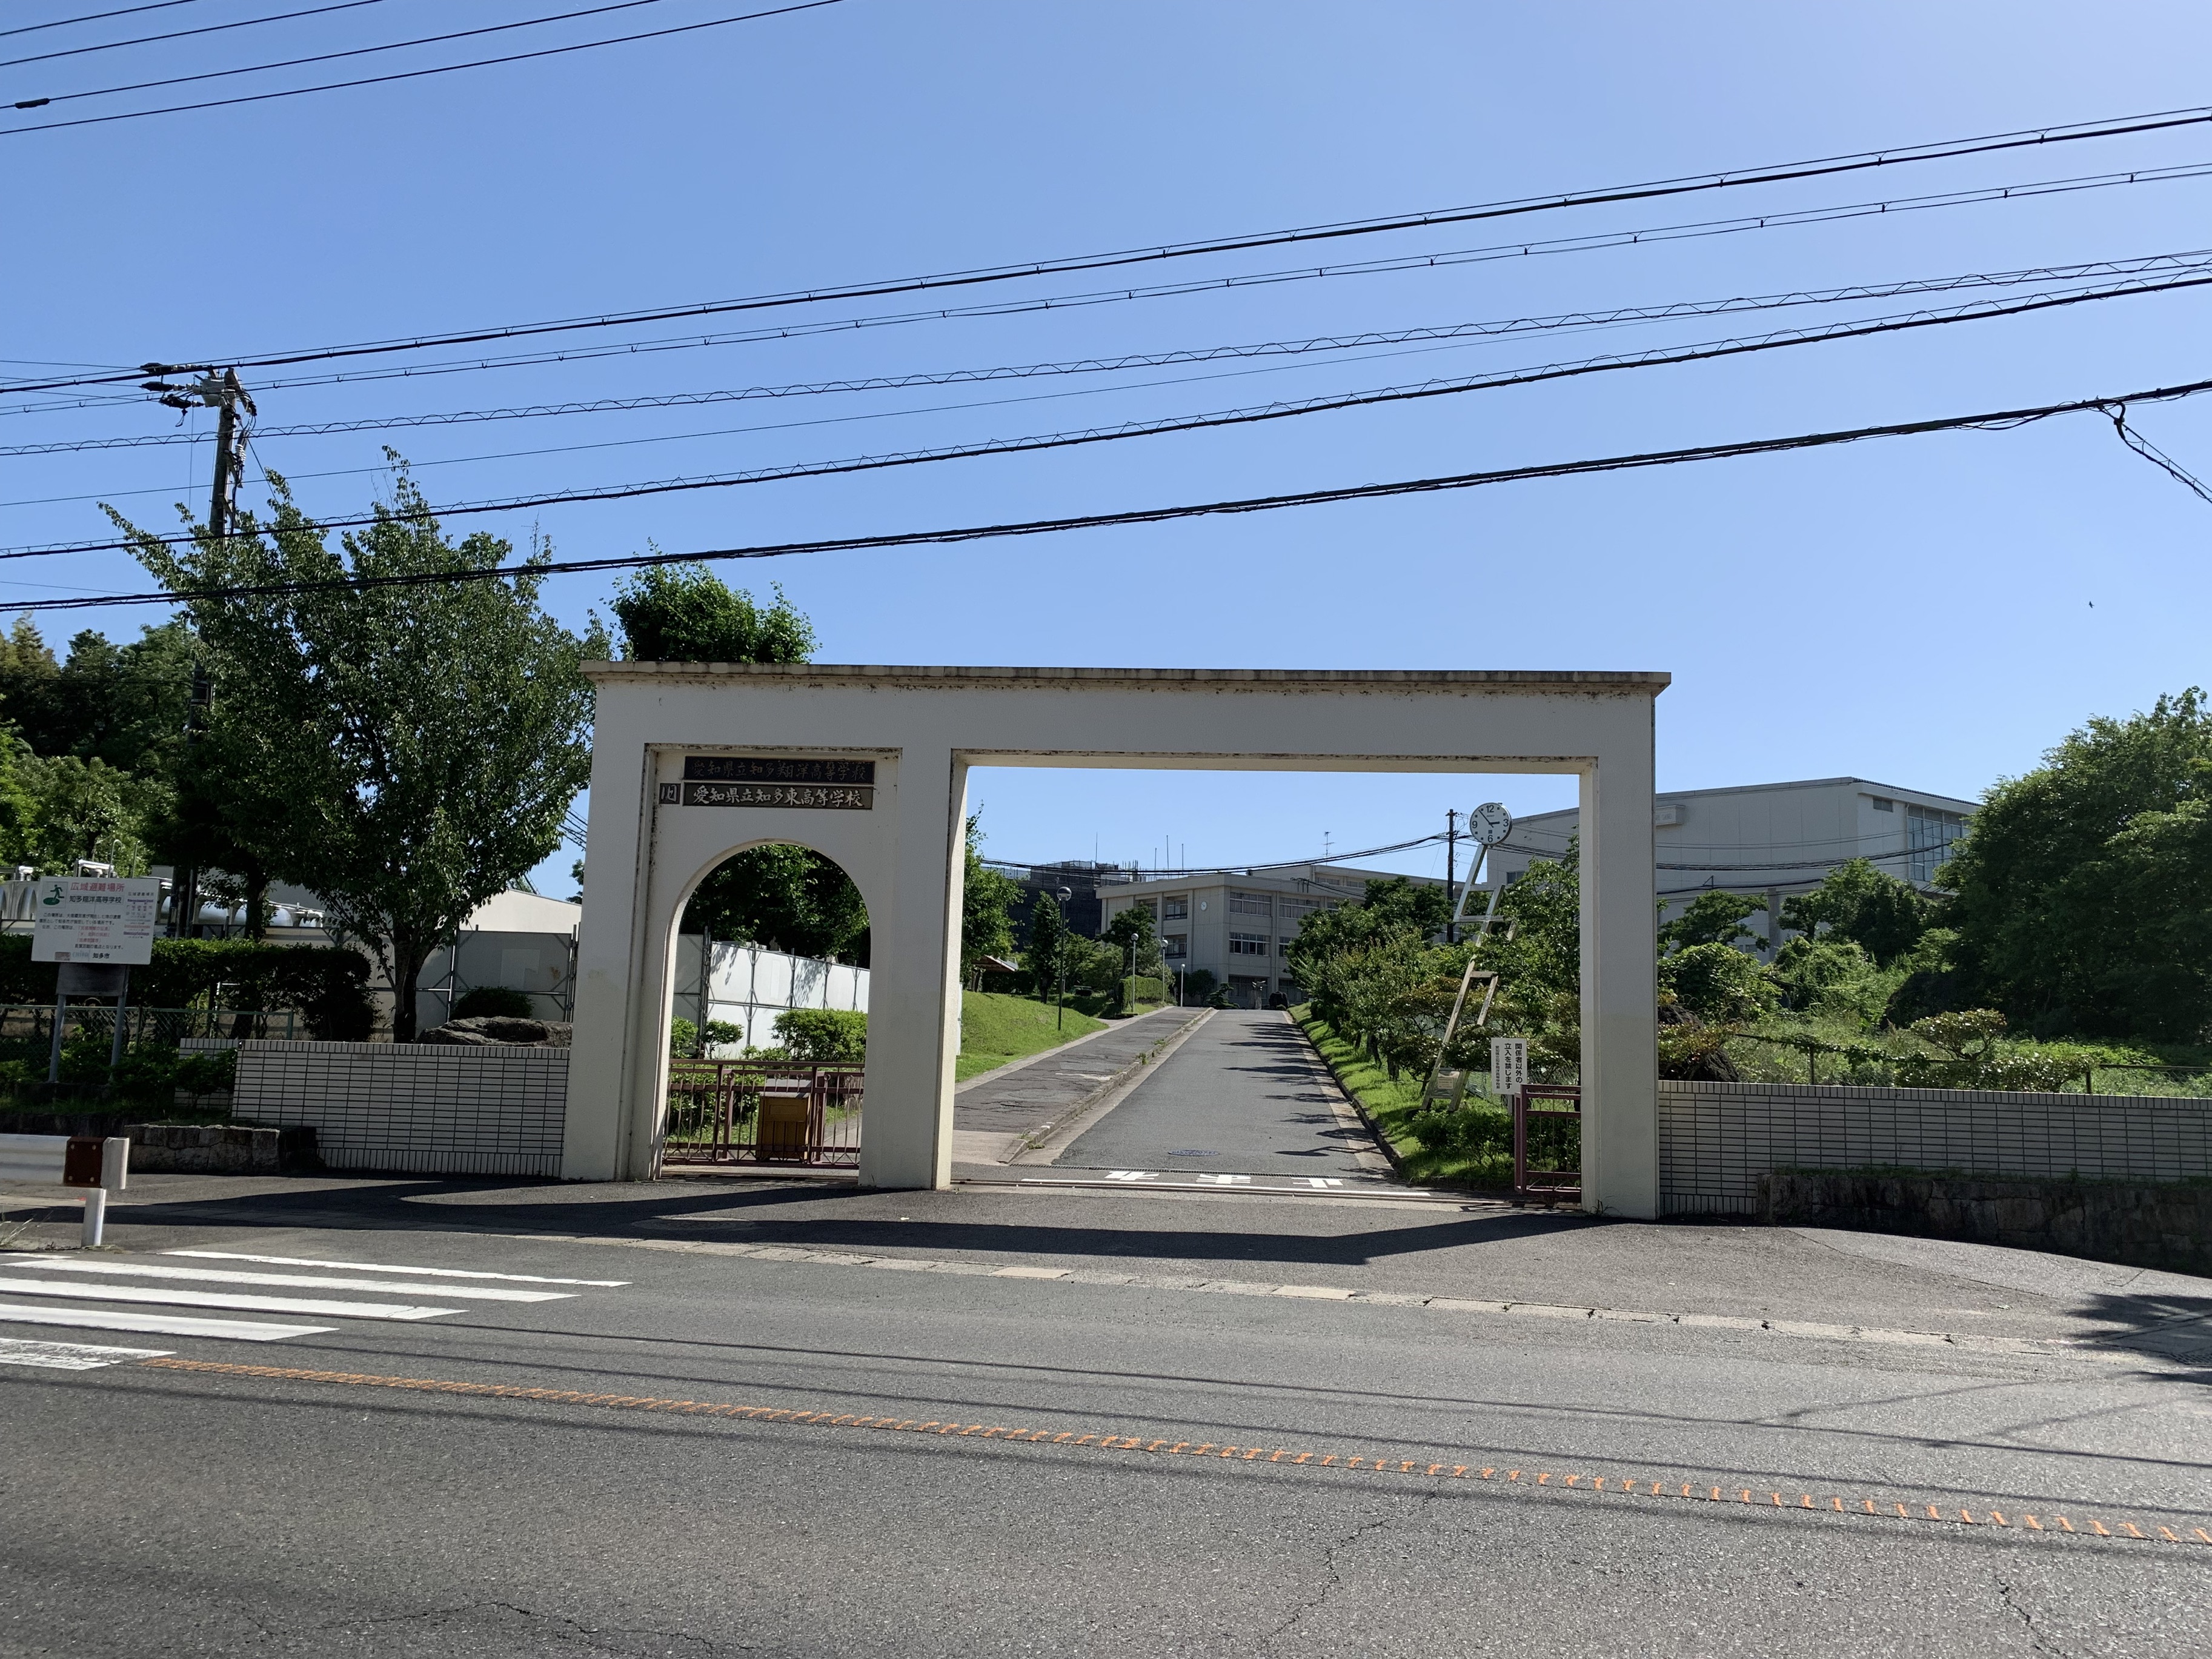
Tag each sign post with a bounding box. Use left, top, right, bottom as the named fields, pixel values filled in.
left=32, top=877, right=160, bottom=1083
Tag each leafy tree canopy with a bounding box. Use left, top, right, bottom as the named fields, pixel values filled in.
left=687, top=843, right=869, bottom=964
left=1024, top=888, right=1069, bottom=996
left=113, top=465, right=605, bottom=1040
left=1941, top=688, right=2212, bottom=1040
left=1659, top=890, right=1761, bottom=953
left=1782, top=857, right=1929, bottom=966
left=0, top=614, right=196, bottom=783
left=609, top=564, right=815, bottom=663
left=961, top=816, right=1021, bottom=981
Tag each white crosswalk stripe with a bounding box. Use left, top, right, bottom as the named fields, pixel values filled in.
left=0, top=1303, right=334, bottom=1341
left=0, top=1246, right=627, bottom=1352
left=0, top=1274, right=460, bottom=1322
left=10, top=1258, right=571, bottom=1302
left=0, top=1335, right=173, bottom=1370
left=165, top=1251, right=628, bottom=1286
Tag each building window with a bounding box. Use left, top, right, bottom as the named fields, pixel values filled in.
left=1161, top=896, right=1189, bottom=920
left=1278, top=937, right=1295, bottom=956
left=1163, top=933, right=1188, bottom=959
left=1869, top=796, right=1894, bottom=812
left=1228, top=891, right=1270, bottom=917
left=1131, top=897, right=1156, bottom=918
left=1907, top=806, right=1967, bottom=882
left=1229, top=932, right=1268, bottom=956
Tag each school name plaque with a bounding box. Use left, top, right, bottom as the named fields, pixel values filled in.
left=662, top=756, right=876, bottom=811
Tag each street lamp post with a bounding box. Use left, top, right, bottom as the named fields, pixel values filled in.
left=1054, top=886, right=1072, bottom=1031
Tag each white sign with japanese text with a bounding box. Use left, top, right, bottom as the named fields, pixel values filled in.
left=1489, top=1037, right=1530, bottom=1100
left=30, top=876, right=162, bottom=965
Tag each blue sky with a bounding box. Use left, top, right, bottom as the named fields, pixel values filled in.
left=6, top=1, right=2211, bottom=894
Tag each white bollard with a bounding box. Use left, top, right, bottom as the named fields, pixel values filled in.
left=100, top=1137, right=129, bottom=1192
left=81, top=1187, right=106, bottom=1248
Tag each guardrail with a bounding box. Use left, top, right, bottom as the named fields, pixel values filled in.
left=663, top=1060, right=863, bottom=1168
left=0, top=1132, right=130, bottom=1244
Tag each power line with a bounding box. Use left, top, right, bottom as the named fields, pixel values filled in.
left=24, top=371, right=2212, bottom=614
left=0, top=1, right=385, bottom=71
left=13, top=156, right=2210, bottom=419
left=8, top=0, right=668, bottom=104
left=10, top=98, right=2211, bottom=384
left=28, top=266, right=2205, bottom=560
left=15, top=245, right=2207, bottom=458
left=0, top=3, right=200, bottom=42
left=1, top=0, right=839, bottom=131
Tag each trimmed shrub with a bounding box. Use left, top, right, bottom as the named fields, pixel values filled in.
left=776, top=1008, right=866, bottom=1062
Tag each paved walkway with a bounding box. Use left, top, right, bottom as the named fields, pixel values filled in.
left=952, top=1005, right=1192, bottom=1163
left=1053, top=1009, right=1390, bottom=1177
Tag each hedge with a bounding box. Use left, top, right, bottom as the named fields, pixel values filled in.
left=0, top=934, right=376, bottom=1040
left=775, top=1008, right=866, bottom=1062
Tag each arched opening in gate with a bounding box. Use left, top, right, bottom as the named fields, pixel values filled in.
left=657, top=837, right=873, bottom=1172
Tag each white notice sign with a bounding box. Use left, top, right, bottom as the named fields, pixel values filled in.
left=1489, top=1037, right=1530, bottom=1100
left=30, top=876, right=162, bottom=965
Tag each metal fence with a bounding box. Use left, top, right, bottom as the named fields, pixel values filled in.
left=0, top=1004, right=299, bottom=1049
left=662, top=1060, right=863, bottom=1168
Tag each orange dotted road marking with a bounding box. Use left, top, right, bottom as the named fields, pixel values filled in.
left=132, top=1358, right=2204, bottom=1548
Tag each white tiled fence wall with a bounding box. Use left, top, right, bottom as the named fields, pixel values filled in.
left=1658, top=1080, right=2212, bottom=1215
left=230, top=1040, right=571, bottom=1177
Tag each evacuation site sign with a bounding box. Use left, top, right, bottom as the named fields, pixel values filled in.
left=31, top=876, right=162, bottom=965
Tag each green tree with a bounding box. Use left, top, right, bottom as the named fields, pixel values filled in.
left=961, top=816, right=1021, bottom=983
left=608, top=564, right=815, bottom=663
left=1658, top=942, right=1775, bottom=1023
left=1025, top=889, right=1069, bottom=999
left=1941, top=689, right=2212, bottom=1040
left=1781, top=858, right=1928, bottom=966
left=686, top=843, right=870, bottom=963
left=113, top=467, right=605, bottom=1041
left=0, top=616, right=196, bottom=782
left=14, top=752, right=166, bottom=873
left=1659, top=890, right=1762, bottom=953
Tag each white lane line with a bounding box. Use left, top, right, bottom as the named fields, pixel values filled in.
left=0, top=1277, right=460, bottom=1322
left=14, top=1260, right=571, bottom=1303
left=0, top=1335, right=173, bottom=1370
left=0, top=1302, right=333, bottom=1341
left=162, top=1251, right=629, bottom=1286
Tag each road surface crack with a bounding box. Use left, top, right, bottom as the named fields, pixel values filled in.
left=1996, top=1578, right=2071, bottom=1658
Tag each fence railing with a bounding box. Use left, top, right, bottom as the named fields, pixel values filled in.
left=0, top=1004, right=299, bottom=1049
left=662, top=1059, right=863, bottom=1168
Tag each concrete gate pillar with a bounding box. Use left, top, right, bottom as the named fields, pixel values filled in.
left=852, top=746, right=964, bottom=1190
left=1579, top=749, right=1659, bottom=1218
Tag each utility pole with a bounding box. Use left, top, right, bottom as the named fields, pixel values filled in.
left=1444, top=808, right=1461, bottom=945
left=145, top=368, right=255, bottom=939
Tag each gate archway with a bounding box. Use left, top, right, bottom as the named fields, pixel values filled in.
left=563, top=665, right=1666, bottom=1215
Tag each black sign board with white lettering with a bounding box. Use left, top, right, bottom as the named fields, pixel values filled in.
left=683, top=756, right=875, bottom=786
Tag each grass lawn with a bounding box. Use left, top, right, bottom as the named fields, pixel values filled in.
left=956, top=991, right=1109, bottom=1082
left=1294, top=1007, right=1516, bottom=1190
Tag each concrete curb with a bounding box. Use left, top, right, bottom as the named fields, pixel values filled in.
left=953, top=1003, right=1182, bottom=1095
left=1292, top=1014, right=1410, bottom=1179
left=1004, top=1009, right=1214, bottom=1167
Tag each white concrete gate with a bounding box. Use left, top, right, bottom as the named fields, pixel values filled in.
left=562, top=665, right=1666, bottom=1215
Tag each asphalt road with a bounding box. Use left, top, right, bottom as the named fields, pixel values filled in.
left=1055, top=1010, right=1386, bottom=1177
left=4, top=1172, right=2209, bottom=1656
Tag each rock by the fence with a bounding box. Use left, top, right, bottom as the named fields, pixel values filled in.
left=417, top=1016, right=573, bottom=1048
